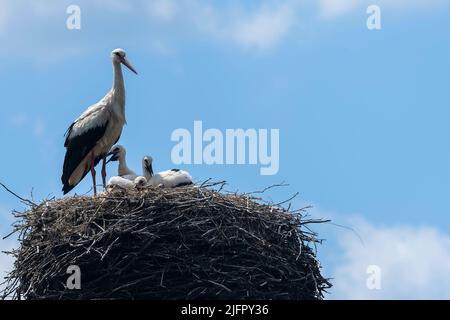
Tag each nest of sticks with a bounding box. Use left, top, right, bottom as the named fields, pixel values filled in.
left=1, top=181, right=331, bottom=300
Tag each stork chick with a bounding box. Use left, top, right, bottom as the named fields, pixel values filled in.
left=142, top=156, right=193, bottom=188
left=106, top=145, right=138, bottom=181
left=107, top=176, right=147, bottom=190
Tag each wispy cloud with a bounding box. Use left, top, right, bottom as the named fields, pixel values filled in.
left=318, top=0, right=447, bottom=18
left=147, top=0, right=177, bottom=21
left=0, top=0, right=448, bottom=60
left=229, top=3, right=297, bottom=51
left=0, top=0, right=301, bottom=54
left=4, top=113, right=58, bottom=165
left=33, top=118, right=46, bottom=137
left=0, top=0, right=11, bottom=32
left=0, top=239, right=16, bottom=295
left=9, top=113, right=27, bottom=127
left=329, top=216, right=450, bottom=299
left=143, top=0, right=300, bottom=52
left=0, top=204, right=16, bottom=296
left=93, top=0, right=135, bottom=13
left=319, top=0, right=359, bottom=18
left=8, top=113, right=46, bottom=138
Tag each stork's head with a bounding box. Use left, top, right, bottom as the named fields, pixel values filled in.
left=134, top=176, right=147, bottom=189
left=142, top=156, right=154, bottom=177
left=106, top=145, right=126, bottom=163
left=111, top=48, right=138, bottom=75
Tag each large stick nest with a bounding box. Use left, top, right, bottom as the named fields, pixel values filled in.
left=1, top=181, right=331, bottom=300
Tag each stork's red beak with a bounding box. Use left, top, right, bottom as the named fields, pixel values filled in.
left=121, top=57, right=138, bottom=75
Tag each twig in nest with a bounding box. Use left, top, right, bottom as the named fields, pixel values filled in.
left=0, top=182, right=36, bottom=207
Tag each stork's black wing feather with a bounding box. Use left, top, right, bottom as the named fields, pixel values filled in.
left=64, top=123, right=75, bottom=147
left=61, top=121, right=109, bottom=194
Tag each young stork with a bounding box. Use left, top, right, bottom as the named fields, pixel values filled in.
left=107, top=176, right=147, bottom=190
left=61, top=48, right=138, bottom=195
left=106, top=145, right=137, bottom=181
left=142, top=156, right=193, bottom=188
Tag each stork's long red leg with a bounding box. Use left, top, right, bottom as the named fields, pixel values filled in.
left=101, top=156, right=107, bottom=188
left=90, top=152, right=97, bottom=196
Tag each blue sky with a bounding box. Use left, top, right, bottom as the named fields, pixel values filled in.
left=1, top=0, right=450, bottom=299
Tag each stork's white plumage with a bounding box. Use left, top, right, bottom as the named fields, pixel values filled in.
left=106, top=145, right=138, bottom=181
left=107, top=176, right=147, bottom=190
left=142, top=156, right=193, bottom=188
left=61, top=48, right=138, bottom=195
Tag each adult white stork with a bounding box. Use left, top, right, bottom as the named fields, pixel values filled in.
left=106, top=145, right=138, bottom=181
left=61, top=48, right=138, bottom=195
left=142, top=156, right=193, bottom=188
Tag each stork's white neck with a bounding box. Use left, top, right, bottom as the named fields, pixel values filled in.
left=118, top=156, right=135, bottom=177
left=143, top=163, right=153, bottom=181
left=112, top=61, right=125, bottom=108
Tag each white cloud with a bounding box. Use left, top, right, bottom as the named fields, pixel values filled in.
left=93, top=0, right=135, bottom=13
left=0, top=0, right=299, bottom=56
left=330, top=217, right=450, bottom=299
left=9, top=113, right=27, bottom=127
left=0, top=204, right=16, bottom=296
left=0, top=204, right=14, bottom=228
left=33, top=118, right=46, bottom=137
left=0, top=0, right=448, bottom=61
left=319, top=0, right=447, bottom=18
left=319, top=0, right=359, bottom=18
left=165, top=0, right=300, bottom=52
left=143, top=0, right=446, bottom=50
left=0, top=239, right=16, bottom=296
left=29, top=1, right=63, bottom=17
left=8, top=114, right=46, bottom=137
left=0, top=0, right=11, bottom=31
left=147, top=0, right=177, bottom=21
left=231, top=4, right=296, bottom=51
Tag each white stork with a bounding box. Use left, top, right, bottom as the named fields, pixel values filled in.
left=61, top=48, right=138, bottom=195
left=142, top=156, right=193, bottom=188
left=106, top=145, right=138, bottom=181
left=107, top=176, right=147, bottom=190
